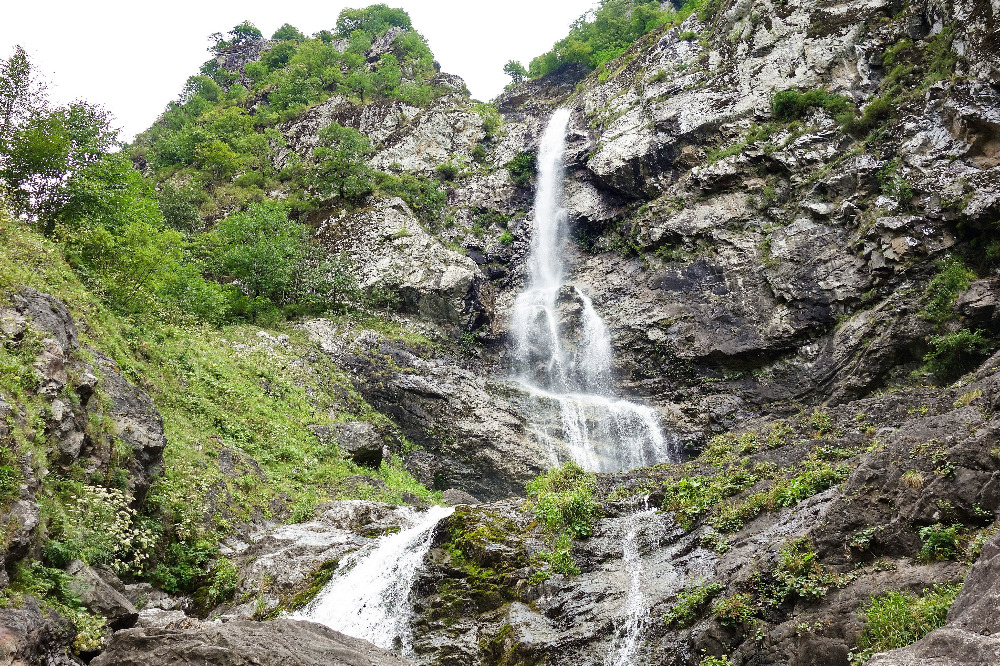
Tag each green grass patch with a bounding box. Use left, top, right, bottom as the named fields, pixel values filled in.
left=850, top=584, right=962, bottom=665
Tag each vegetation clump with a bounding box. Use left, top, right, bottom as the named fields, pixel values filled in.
left=849, top=584, right=962, bottom=665
left=527, top=0, right=710, bottom=78
left=526, top=462, right=601, bottom=575
left=663, top=582, right=724, bottom=628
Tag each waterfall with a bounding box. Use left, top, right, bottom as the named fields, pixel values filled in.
left=510, top=109, right=677, bottom=472
left=606, top=499, right=657, bottom=666
left=296, top=505, right=454, bottom=654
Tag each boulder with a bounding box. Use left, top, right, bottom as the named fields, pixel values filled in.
left=332, top=422, right=385, bottom=467
left=316, top=198, right=491, bottom=329
left=90, top=619, right=415, bottom=666
left=65, top=560, right=139, bottom=630
left=441, top=488, right=481, bottom=506
left=0, top=596, right=80, bottom=666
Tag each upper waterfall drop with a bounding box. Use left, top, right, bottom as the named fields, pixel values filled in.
left=510, top=109, right=677, bottom=473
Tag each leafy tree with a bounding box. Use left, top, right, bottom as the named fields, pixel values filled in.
left=209, top=21, right=264, bottom=54
left=336, top=5, right=413, bottom=37
left=374, top=54, right=403, bottom=96
left=345, top=68, right=375, bottom=104
left=261, top=42, right=298, bottom=70
left=310, top=122, right=374, bottom=200
left=0, top=46, right=47, bottom=151
left=503, top=60, right=528, bottom=84
left=181, top=75, right=222, bottom=104
left=528, top=0, right=683, bottom=77
left=1, top=101, right=117, bottom=230
left=204, top=200, right=306, bottom=303
left=272, top=23, right=305, bottom=41
left=158, top=183, right=204, bottom=231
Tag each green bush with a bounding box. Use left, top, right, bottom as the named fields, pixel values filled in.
left=922, top=329, right=993, bottom=380
left=850, top=584, right=962, bottom=665
left=770, top=88, right=854, bottom=122
left=663, top=582, right=724, bottom=627
left=918, top=523, right=962, bottom=561
left=0, top=459, right=20, bottom=507
left=527, top=462, right=601, bottom=538
left=528, top=0, right=706, bottom=77
left=434, top=160, right=459, bottom=181
left=841, top=95, right=892, bottom=136
left=375, top=171, right=447, bottom=226
left=713, top=592, right=756, bottom=626
left=921, top=258, right=974, bottom=325
left=310, top=122, right=375, bottom=200
left=506, top=152, right=536, bottom=186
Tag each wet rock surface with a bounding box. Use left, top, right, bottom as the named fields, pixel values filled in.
left=90, top=619, right=415, bottom=666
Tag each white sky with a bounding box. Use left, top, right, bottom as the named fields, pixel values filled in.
left=2, top=0, right=596, bottom=141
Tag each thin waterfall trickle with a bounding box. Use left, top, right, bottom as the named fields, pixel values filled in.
left=296, top=505, right=454, bottom=654
left=605, top=498, right=657, bottom=666
left=510, top=109, right=678, bottom=472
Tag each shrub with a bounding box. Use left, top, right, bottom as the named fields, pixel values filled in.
left=850, top=584, right=962, bottom=665
left=663, top=582, right=724, bottom=627
left=918, top=523, right=961, bottom=561
left=499, top=230, right=514, bottom=245
left=770, top=88, right=854, bottom=122
left=527, top=0, right=705, bottom=77
left=922, top=329, right=993, bottom=380
left=310, top=122, right=375, bottom=200
left=375, top=171, right=447, bottom=226
left=921, top=258, right=974, bottom=325
left=527, top=462, right=601, bottom=538
left=713, top=592, right=756, bottom=626
left=773, top=538, right=832, bottom=600
left=43, top=483, right=155, bottom=574
left=434, top=160, right=459, bottom=181
left=506, top=152, right=536, bottom=186
left=841, top=95, right=892, bottom=136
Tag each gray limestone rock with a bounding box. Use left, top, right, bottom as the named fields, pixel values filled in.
left=65, top=560, right=139, bottom=630
left=90, top=619, right=415, bottom=666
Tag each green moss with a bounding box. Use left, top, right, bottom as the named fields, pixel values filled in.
left=263, top=559, right=340, bottom=618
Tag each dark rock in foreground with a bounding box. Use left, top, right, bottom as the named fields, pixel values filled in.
left=91, top=618, right=414, bottom=666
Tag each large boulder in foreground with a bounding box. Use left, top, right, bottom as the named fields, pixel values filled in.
left=91, top=618, right=414, bottom=666
left=0, top=596, right=80, bottom=665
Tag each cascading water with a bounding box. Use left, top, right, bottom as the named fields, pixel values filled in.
left=511, top=109, right=677, bottom=472
left=296, top=505, right=454, bottom=653
left=605, top=498, right=658, bottom=666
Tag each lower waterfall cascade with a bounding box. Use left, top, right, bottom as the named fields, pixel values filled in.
left=295, top=505, right=455, bottom=653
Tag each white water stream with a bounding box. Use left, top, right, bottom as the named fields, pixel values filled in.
left=510, top=108, right=676, bottom=472
left=296, top=505, right=454, bottom=653
left=605, top=499, right=658, bottom=666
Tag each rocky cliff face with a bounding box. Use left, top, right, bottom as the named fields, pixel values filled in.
left=4, top=0, right=1000, bottom=663
left=240, top=0, right=1000, bottom=663
left=265, top=0, right=1000, bottom=498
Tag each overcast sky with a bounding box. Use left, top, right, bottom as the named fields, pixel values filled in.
left=1, top=0, right=596, bottom=141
